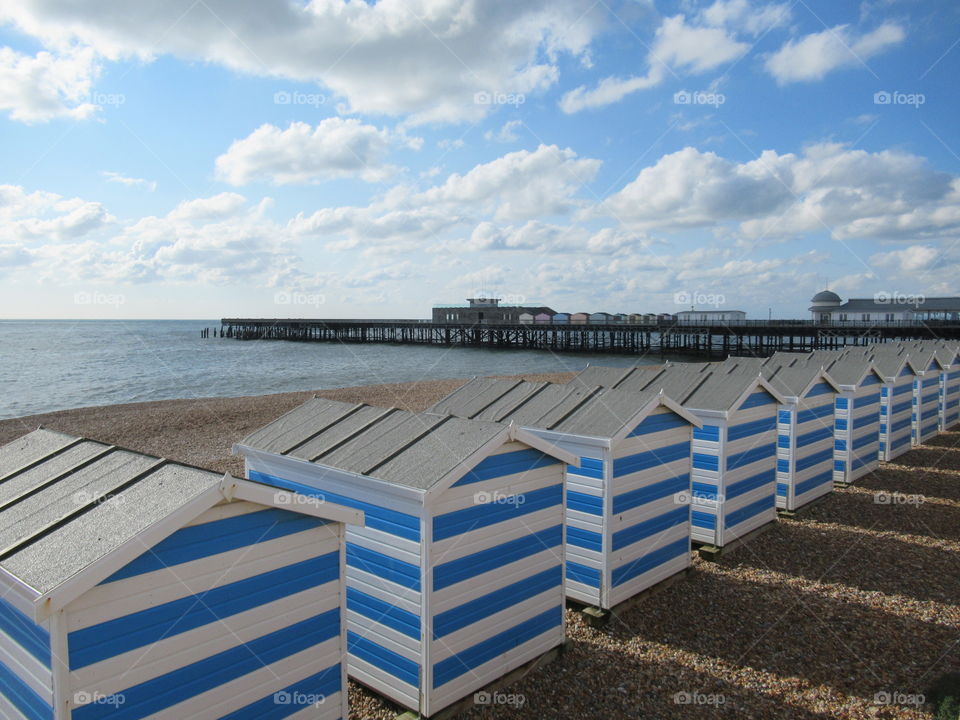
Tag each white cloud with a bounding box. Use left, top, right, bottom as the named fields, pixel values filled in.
left=2, top=0, right=602, bottom=124
left=560, top=12, right=749, bottom=113
left=765, top=22, right=905, bottom=83
left=484, top=119, right=522, bottom=143
left=0, top=185, right=113, bottom=242
left=598, top=143, right=960, bottom=245
left=0, top=45, right=99, bottom=122
left=215, top=119, right=415, bottom=185
left=101, top=171, right=156, bottom=191
left=697, top=0, right=792, bottom=36
left=871, top=244, right=939, bottom=273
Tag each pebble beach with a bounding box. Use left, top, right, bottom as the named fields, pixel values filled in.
left=2, top=374, right=958, bottom=720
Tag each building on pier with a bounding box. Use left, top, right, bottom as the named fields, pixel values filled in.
left=432, top=297, right=555, bottom=324
left=810, top=291, right=960, bottom=324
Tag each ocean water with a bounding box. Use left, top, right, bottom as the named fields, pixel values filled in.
left=1, top=320, right=678, bottom=420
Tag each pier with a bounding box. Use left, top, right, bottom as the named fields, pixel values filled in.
left=215, top=318, right=960, bottom=358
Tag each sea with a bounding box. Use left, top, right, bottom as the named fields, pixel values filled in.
left=1, top=320, right=677, bottom=421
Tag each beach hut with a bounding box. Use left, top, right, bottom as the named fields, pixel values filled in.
left=936, top=343, right=960, bottom=431
left=588, top=312, right=611, bottom=324
left=234, top=399, right=575, bottom=718
left=429, top=378, right=702, bottom=611
left=0, top=428, right=362, bottom=720
left=552, top=313, right=570, bottom=324
left=869, top=346, right=919, bottom=461
left=571, top=312, right=589, bottom=325
left=534, top=312, right=553, bottom=324
left=821, top=355, right=884, bottom=484
left=764, top=362, right=842, bottom=511
left=518, top=312, right=534, bottom=325
left=569, top=364, right=785, bottom=548
left=908, top=346, right=946, bottom=446
left=614, top=313, right=629, bottom=324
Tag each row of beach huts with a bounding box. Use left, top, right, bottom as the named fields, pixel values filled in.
left=0, top=340, right=958, bottom=719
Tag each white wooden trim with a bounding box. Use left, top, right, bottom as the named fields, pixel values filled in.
left=34, top=483, right=226, bottom=622
left=525, top=428, right=610, bottom=449
left=49, top=608, right=70, bottom=720
left=220, top=476, right=365, bottom=527
left=0, top=565, right=41, bottom=616
left=512, top=427, right=580, bottom=466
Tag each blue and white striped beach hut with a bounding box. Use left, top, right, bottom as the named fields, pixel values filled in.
left=571, top=364, right=785, bottom=548
left=234, top=399, right=576, bottom=718
left=763, top=361, right=841, bottom=511
left=935, top=343, right=960, bottom=431
left=869, top=346, right=920, bottom=461
left=0, top=428, right=362, bottom=720
left=908, top=346, right=946, bottom=446
left=821, top=355, right=884, bottom=484
left=429, top=377, right=702, bottom=611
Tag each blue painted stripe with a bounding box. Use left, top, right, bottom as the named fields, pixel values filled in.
left=835, top=439, right=847, bottom=451
left=726, top=443, right=776, bottom=471
left=777, top=459, right=789, bottom=473
left=629, top=411, right=689, bottom=436
left=692, top=453, right=719, bottom=472
left=796, top=425, right=833, bottom=447
left=728, top=417, right=777, bottom=442
left=881, top=386, right=889, bottom=399
left=922, top=421, right=939, bottom=437
left=0, top=598, right=50, bottom=668
left=612, top=473, right=688, bottom=514
left=74, top=610, right=339, bottom=720
left=566, top=561, right=600, bottom=588
left=70, top=553, right=339, bottom=670
left=892, top=399, right=912, bottom=414
left=862, top=373, right=882, bottom=386
left=347, top=587, right=420, bottom=640
left=0, top=659, right=51, bottom=720
left=776, top=482, right=787, bottom=497
left=611, top=537, right=689, bottom=587
left=692, top=481, right=719, bottom=500
left=692, top=424, right=720, bottom=442
left=432, top=483, right=562, bottom=541
left=852, top=454, right=875, bottom=471
left=567, top=526, right=602, bottom=551
left=248, top=471, right=419, bottom=541
left=778, top=410, right=792, bottom=424
left=432, top=606, right=562, bottom=688
left=613, top=441, right=690, bottom=477
left=796, top=446, right=834, bottom=472
left=348, top=631, right=419, bottom=687
left=860, top=393, right=882, bottom=408
left=452, top=449, right=560, bottom=487
left=101, top=507, right=327, bottom=584
left=433, top=566, right=562, bottom=639
left=566, top=490, right=603, bottom=516
left=347, top=543, right=420, bottom=591
left=794, top=470, right=833, bottom=497
left=835, top=418, right=848, bottom=431
left=836, top=397, right=849, bottom=410
left=923, top=375, right=939, bottom=387
left=887, top=416, right=912, bottom=434
left=612, top=507, right=687, bottom=551
left=691, top=510, right=716, bottom=529
left=778, top=434, right=790, bottom=449
left=900, top=365, right=914, bottom=377
left=806, top=381, right=834, bottom=397
left=567, top=457, right=604, bottom=480
left=920, top=406, right=940, bottom=421
left=433, top=525, right=562, bottom=590
left=891, top=434, right=912, bottom=450
left=739, top=391, right=777, bottom=409
left=797, top=403, right=834, bottom=424
left=220, top=664, right=341, bottom=720
left=834, top=459, right=846, bottom=472
left=726, top=468, right=775, bottom=500
left=853, top=432, right=879, bottom=451
left=893, top=383, right=913, bottom=396
left=725, top=494, right=775, bottom=530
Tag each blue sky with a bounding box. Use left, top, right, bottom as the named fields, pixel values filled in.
left=1, top=0, right=958, bottom=319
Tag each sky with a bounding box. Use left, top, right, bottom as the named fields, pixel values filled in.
left=0, top=0, right=958, bottom=320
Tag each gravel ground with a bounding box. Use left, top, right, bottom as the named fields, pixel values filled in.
left=2, top=377, right=958, bottom=720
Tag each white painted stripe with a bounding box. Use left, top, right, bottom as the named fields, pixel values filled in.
left=346, top=527, right=421, bottom=567
left=346, top=611, right=421, bottom=658
left=345, top=567, right=422, bottom=609
left=0, top=626, right=52, bottom=703
left=182, top=500, right=263, bottom=527
left=347, top=655, right=418, bottom=711
left=431, top=508, right=558, bottom=565
left=431, top=548, right=559, bottom=612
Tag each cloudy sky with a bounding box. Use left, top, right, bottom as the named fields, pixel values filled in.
left=1, top=0, right=957, bottom=319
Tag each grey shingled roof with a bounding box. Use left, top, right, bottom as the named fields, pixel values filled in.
left=428, top=378, right=680, bottom=438
left=765, top=362, right=836, bottom=397
left=240, top=397, right=506, bottom=490
left=838, top=297, right=960, bottom=312
left=0, top=428, right=222, bottom=594
left=820, top=355, right=878, bottom=386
